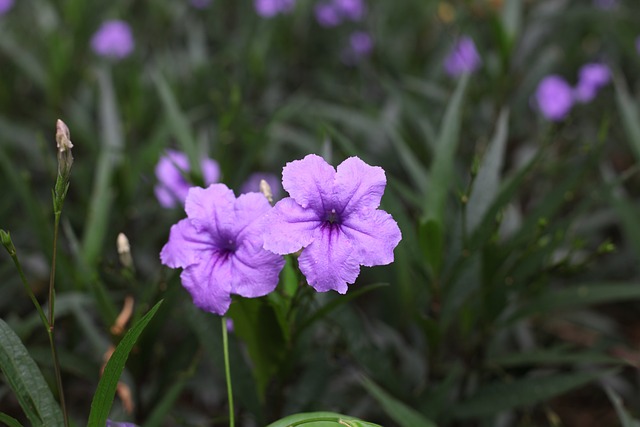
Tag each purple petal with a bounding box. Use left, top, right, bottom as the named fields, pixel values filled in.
left=233, top=192, right=273, bottom=239
left=202, top=157, right=221, bottom=186
left=263, top=197, right=321, bottom=255
left=297, top=227, right=361, bottom=293
left=335, top=156, right=386, bottom=216
left=230, top=243, right=284, bottom=298
left=342, top=210, right=402, bottom=266
left=181, top=259, right=233, bottom=315
left=282, top=154, right=336, bottom=212
left=160, top=219, right=213, bottom=268
left=185, top=185, right=236, bottom=234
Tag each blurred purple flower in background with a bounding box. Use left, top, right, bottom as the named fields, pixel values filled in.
left=341, top=31, right=373, bottom=65
left=314, top=0, right=366, bottom=27
left=241, top=172, right=282, bottom=201
left=190, top=0, right=212, bottom=9
left=636, top=36, right=640, bottom=55
left=593, top=0, right=618, bottom=10
left=263, top=155, right=402, bottom=294
left=0, top=0, right=14, bottom=15
left=161, top=184, right=285, bottom=315
left=255, top=0, right=296, bottom=18
left=91, top=20, right=134, bottom=59
left=535, top=75, right=574, bottom=121
left=106, top=421, right=137, bottom=427
left=154, top=149, right=220, bottom=208
left=574, top=63, right=610, bottom=103
left=444, top=36, right=481, bottom=77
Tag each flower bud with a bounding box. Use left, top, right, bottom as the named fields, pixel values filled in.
left=55, top=119, right=74, bottom=179
left=259, top=179, right=273, bottom=204
left=117, top=233, right=134, bottom=269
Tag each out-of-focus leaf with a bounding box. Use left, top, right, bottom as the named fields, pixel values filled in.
left=501, top=0, right=522, bottom=47
left=489, top=348, right=621, bottom=368
left=360, top=376, right=437, bottom=427
left=615, top=76, right=640, bottom=162
left=466, top=109, right=509, bottom=233
left=266, top=411, right=382, bottom=427
left=0, top=412, right=24, bottom=427
left=452, top=370, right=610, bottom=419
left=419, top=219, right=444, bottom=276
left=82, top=66, right=124, bottom=268
left=507, top=283, right=640, bottom=323
left=0, top=320, right=64, bottom=427
left=87, top=300, right=163, bottom=427
left=605, top=386, right=640, bottom=427
left=227, top=298, right=287, bottom=397
left=0, top=33, right=47, bottom=88
left=423, top=73, right=469, bottom=223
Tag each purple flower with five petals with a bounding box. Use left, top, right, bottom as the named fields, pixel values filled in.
left=154, top=149, right=220, bottom=208
left=263, top=155, right=402, bottom=294
left=161, top=184, right=285, bottom=315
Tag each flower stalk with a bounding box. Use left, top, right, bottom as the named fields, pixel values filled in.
left=222, top=316, right=235, bottom=427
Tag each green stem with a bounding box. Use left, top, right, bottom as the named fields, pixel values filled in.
left=48, top=211, right=69, bottom=427
left=222, top=316, right=235, bottom=427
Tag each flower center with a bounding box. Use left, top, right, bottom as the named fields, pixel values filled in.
left=325, top=208, right=341, bottom=224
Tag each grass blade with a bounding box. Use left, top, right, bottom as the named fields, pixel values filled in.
left=266, top=411, right=382, bottom=427
left=87, top=300, right=163, bottom=427
left=614, top=76, right=640, bottom=162
left=0, top=412, right=24, bottom=427
left=0, top=320, right=64, bottom=427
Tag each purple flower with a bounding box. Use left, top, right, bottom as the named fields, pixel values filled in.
left=241, top=172, right=283, bottom=201
left=444, top=36, right=481, bottom=77
left=0, top=0, right=14, bottom=15
left=255, top=0, right=296, bottom=18
left=161, top=184, right=285, bottom=315
left=341, top=31, right=374, bottom=65
left=190, top=0, right=212, bottom=8
left=333, top=0, right=366, bottom=21
left=91, top=20, right=134, bottom=60
left=154, top=149, right=220, bottom=209
left=593, top=0, right=617, bottom=10
left=535, top=75, right=574, bottom=121
left=106, top=421, right=137, bottom=427
left=636, top=36, right=640, bottom=55
left=315, top=3, right=342, bottom=27
left=226, top=318, right=234, bottom=332
left=574, top=63, right=610, bottom=103
left=263, top=155, right=402, bottom=294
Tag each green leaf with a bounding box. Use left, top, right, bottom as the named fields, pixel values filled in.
left=466, top=109, right=509, bottom=233
left=0, top=320, right=64, bottom=427
left=266, top=411, right=382, bottom=427
left=605, top=386, right=640, bottom=427
left=0, top=412, right=24, bottom=427
left=360, top=376, right=437, bottom=427
left=419, top=219, right=444, bottom=276
left=489, top=347, right=621, bottom=368
left=423, top=73, right=470, bottom=223
left=614, top=76, right=640, bottom=162
left=227, top=298, right=287, bottom=397
left=87, top=300, right=163, bottom=426
left=507, top=283, right=640, bottom=323
left=452, top=370, right=610, bottom=419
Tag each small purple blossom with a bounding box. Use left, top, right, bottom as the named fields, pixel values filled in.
left=341, top=31, right=374, bottom=65
left=255, top=0, right=296, bottom=18
left=161, top=184, right=285, bottom=315
left=241, top=172, right=283, bottom=201
left=106, top=421, right=137, bottom=427
left=574, top=63, right=610, bottom=103
left=636, top=36, right=640, bottom=55
left=263, top=155, right=402, bottom=294
left=535, top=75, right=574, bottom=121
left=333, top=0, right=366, bottom=21
left=315, top=3, right=342, bottom=27
left=593, top=0, right=618, bottom=10
left=190, top=0, right=212, bottom=9
left=154, top=149, right=220, bottom=209
left=0, top=0, right=14, bottom=15
left=91, top=20, right=134, bottom=59
left=444, top=36, right=481, bottom=77
left=314, top=0, right=366, bottom=26
left=226, top=318, right=234, bottom=332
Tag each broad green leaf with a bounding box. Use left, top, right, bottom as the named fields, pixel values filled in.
left=452, top=370, right=610, bottom=419
left=87, top=300, right=163, bottom=427
left=0, top=412, right=24, bottom=427
left=82, top=66, right=125, bottom=268
left=423, top=73, right=469, bottom=223
left=266, top=411, right=382, bottom=427
left=466, top=109, right=509, bottom=233
left=0, top=320, right=64, bottom=427
left=605, top=386, right=640, bottom=427
left=227, top=298, right=287, bottom=397
left=360, top=376, right=437, bottom=427
left=614, top=76, right=640, bottom=162
left=507, top=283, right=640, bottom=323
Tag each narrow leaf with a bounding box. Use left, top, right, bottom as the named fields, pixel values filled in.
left=605, top=386, right=640, bottom=427
left=614, top=76, right=640, bottom=162
left=0, top=320, right=64, bottom=427
left=452, top=370, right=610, bottom=419
left=87, top=300, right=163, bottom=426
left=0, top=412, right=24, bottom=427
left=360, top=376, right=437, bottom=427
left=266, top=411, right=382, bottom=427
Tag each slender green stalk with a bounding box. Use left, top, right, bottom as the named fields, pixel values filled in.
left=222, top=316, right=235, bottom=427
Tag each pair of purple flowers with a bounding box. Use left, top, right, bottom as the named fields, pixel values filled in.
left=160, top=154, right=402, bottom=315
left=534, top=63, right=610, bottom=122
